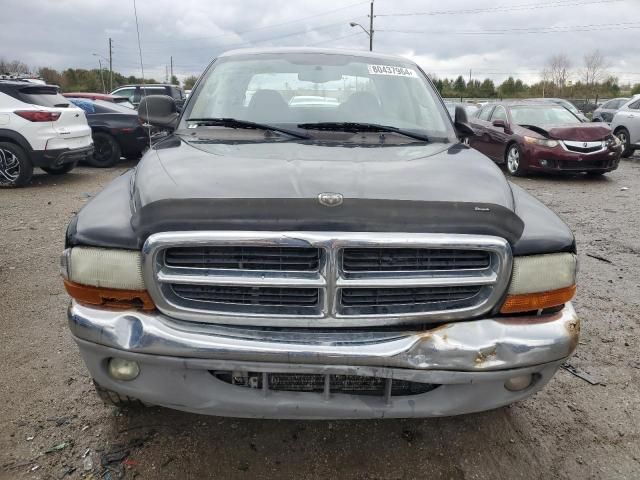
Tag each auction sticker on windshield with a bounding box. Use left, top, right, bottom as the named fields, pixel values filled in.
left=367, top=65, right=418, bottom=78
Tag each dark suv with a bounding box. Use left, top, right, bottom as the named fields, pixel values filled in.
left=111, top=84, right=186, bottom=109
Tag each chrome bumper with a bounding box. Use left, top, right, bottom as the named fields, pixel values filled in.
left=68, top=302, right=579, bottom=418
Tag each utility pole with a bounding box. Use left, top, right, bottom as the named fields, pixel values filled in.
left=170, top=56, right=174, bottom=83
left=108, top=38, right=113, bottom=92
left=469, top=69, right=472, bottom=84
left=165, top=65, right=169, bottom=83
left=369, top=1, right=374, bottom=52
left=97, top=59, right=106, bottom=93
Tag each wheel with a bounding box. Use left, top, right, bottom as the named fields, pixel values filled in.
left=93, top=380, right=148, bottom=409
left=505, top=143, right=526, bottom=176
left=41, top=161, right=77, bottom=175
left=0, top=141, right=33, bottom=187
left=615, top=128, right=633, bottom=158
left=87, top=132, right=121, bottom=167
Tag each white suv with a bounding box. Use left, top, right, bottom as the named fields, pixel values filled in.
left=611, top=94, right=640, bottom=158
left=0, top=80, right=93, bottom=186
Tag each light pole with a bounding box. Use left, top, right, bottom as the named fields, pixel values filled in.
left=92, top=53, right=107, bottom=93
left=349, top=1, right=374, bottom=51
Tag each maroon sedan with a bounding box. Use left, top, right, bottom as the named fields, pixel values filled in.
left=469, top=102, right=622, bottom=176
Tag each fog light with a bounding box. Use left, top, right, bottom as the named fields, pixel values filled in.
left=108, top=358, right=140, bottom=381
left=504, top=374, right=533, bottom=392
left=540, top=159, right=549, bottom=167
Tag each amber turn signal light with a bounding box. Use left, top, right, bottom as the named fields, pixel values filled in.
left=63, top=279, right=155, bottom=311
left=500, top=285, right=576, bottom=314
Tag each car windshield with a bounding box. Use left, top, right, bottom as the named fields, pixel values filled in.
left=182, top=52, right=454, bottom=142
left=510, top=105, right=581, bottom=125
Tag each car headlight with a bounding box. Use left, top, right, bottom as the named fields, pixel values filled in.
left=606, top=135, right=621, bottom=147
left=61, top=247, right=154, bottom=310
left=501, top=252, right=577, bottom=314
left=523, top=136, right=558, bottom=148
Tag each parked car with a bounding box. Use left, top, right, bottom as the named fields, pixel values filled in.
left=63, top=92, right=135, bottom=109
left=0, top=79, right=93, bottom=186
left=469, top=101, right=622, bottom=175
left=592, top=97, right=629, bottom=123
left=444, top=101, right=480, bottom=118
left=111, top=84, right=186, bottom=109
left=610, top=94, right=640, bottom=157
left=63, top=47, right=580, bottom=419
left=67, top=98, right=149, bottom=167
left=530, top=98, right=589, bottom=122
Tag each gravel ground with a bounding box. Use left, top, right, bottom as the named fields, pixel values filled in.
left=1, top=158, right=639, bottom=480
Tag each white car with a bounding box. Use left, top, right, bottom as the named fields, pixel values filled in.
left=0, top=79, right=93, bottom=186
left=610, top=94, right=640, bottom=158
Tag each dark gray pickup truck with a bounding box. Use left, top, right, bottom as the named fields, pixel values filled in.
left=62, top=48, right=579, bottom=419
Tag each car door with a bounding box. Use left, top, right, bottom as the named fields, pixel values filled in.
left=468, top=105, right=494, bottom=156
left=486, top=105, right=510, bottom=160
left=624, top=99, right=640, bottom=143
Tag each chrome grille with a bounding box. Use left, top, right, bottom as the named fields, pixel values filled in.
left=143, top=232, right=512, bottom=327
left=561, top=140, right=605, bottom=154
left=342, top=247, right=490, bottom=272
left=340, top=285, right=482, bottom=315
left=165, top=246, right=321, bottom=271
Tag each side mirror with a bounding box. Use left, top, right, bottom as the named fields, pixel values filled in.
left=454, top=105, right=475, bottom=138
left=492, top=119, right=506, bottom=129
left=138, top=95, right=179, bottom=130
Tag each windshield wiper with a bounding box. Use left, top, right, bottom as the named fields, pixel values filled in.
left=185, top=117, right=310, bottom=139
left=297, top=122, right=430, bottom=142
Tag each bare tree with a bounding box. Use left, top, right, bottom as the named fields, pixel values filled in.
left=546, top=54, right=572, bottom=93
left=582, top=49, right=608, bottom=101
left=0, top=58, right=31, bottom=75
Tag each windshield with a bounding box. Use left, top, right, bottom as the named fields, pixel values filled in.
left=510, top=105, right=581, bottom=125
left=182, top=52, right=455, bottom=142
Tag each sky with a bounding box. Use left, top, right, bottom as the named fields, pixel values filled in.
left=1, top=0, right=640, bottom=86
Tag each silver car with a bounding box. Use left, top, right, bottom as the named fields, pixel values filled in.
left=592, top=97, right=628, bottom=123
left=611, top=95, right=640, bottom=157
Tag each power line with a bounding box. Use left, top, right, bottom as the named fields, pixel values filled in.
left=378, top=21, right=640, bottom=35
left=376, top=0, right=623, bottom=17
left=308, top=31, right=365, bottom=46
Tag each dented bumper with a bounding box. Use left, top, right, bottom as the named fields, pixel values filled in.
left=68, top=302, right=579, bottom=418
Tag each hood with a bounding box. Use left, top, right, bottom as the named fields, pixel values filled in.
left=526, top=123, right=611, bottom=141
left=130, top=135, right=524, bottom=243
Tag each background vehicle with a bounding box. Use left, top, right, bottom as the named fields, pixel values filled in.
left=592, top=97, right=628, bottom=123
left=63, top=92, right=135, bottom=109
left=610, top=94, right=640, bottom=157
left=64, top=48, right=579, bottom=420
left=469, top=101, right=621, bottom=176
left=0, top=79, right=92, bottom=186
left=68, top=98, right=148, bottom=167
left=111, top=84, right=186, bottom=109
left=530, top=97, right=589, bottom=122
left=444, top=101, right=480, bottom=118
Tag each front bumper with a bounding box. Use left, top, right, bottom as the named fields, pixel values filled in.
left=69, top=302, right=579, bottom=419
left=524, top=143, right=621, bottom=172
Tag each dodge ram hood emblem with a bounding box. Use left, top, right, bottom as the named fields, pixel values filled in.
left=318, top=192, right=343, bottom=207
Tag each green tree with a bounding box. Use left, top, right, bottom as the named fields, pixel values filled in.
left=632, top=83, right=640, bottom=95
left=183, top=75, right=198, bottom=90
left=479, top=78, right=496, bottom=97
left=170, top=75, right=179, bottom=86
left=453, top=75, right=466, bottom=94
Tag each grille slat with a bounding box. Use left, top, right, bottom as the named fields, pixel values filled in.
left=165, top=246, right=321, bottom=271
left=343, top=248, right=491, bottom=272
left=172, top=284, right=320, bottom=307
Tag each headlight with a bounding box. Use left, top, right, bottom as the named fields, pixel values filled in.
left=606, top=135, right=621, bottom=147
left=61, top=247, right=154, bottom=310
left=501, top=253, right=577, bottom=314
left=523, top=136, right=558, bottom=148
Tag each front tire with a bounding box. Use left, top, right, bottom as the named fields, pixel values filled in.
left=93, top=380, right=147, bottom=409
left=87, top=132, right=121, bottom=167
left=41, top=161, right=77, bottom=175
left=615, top=128, right=633, bottom=158
left=0, top=141, right=33, bottom=187
left=505, top=143, right=526, bottom=176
